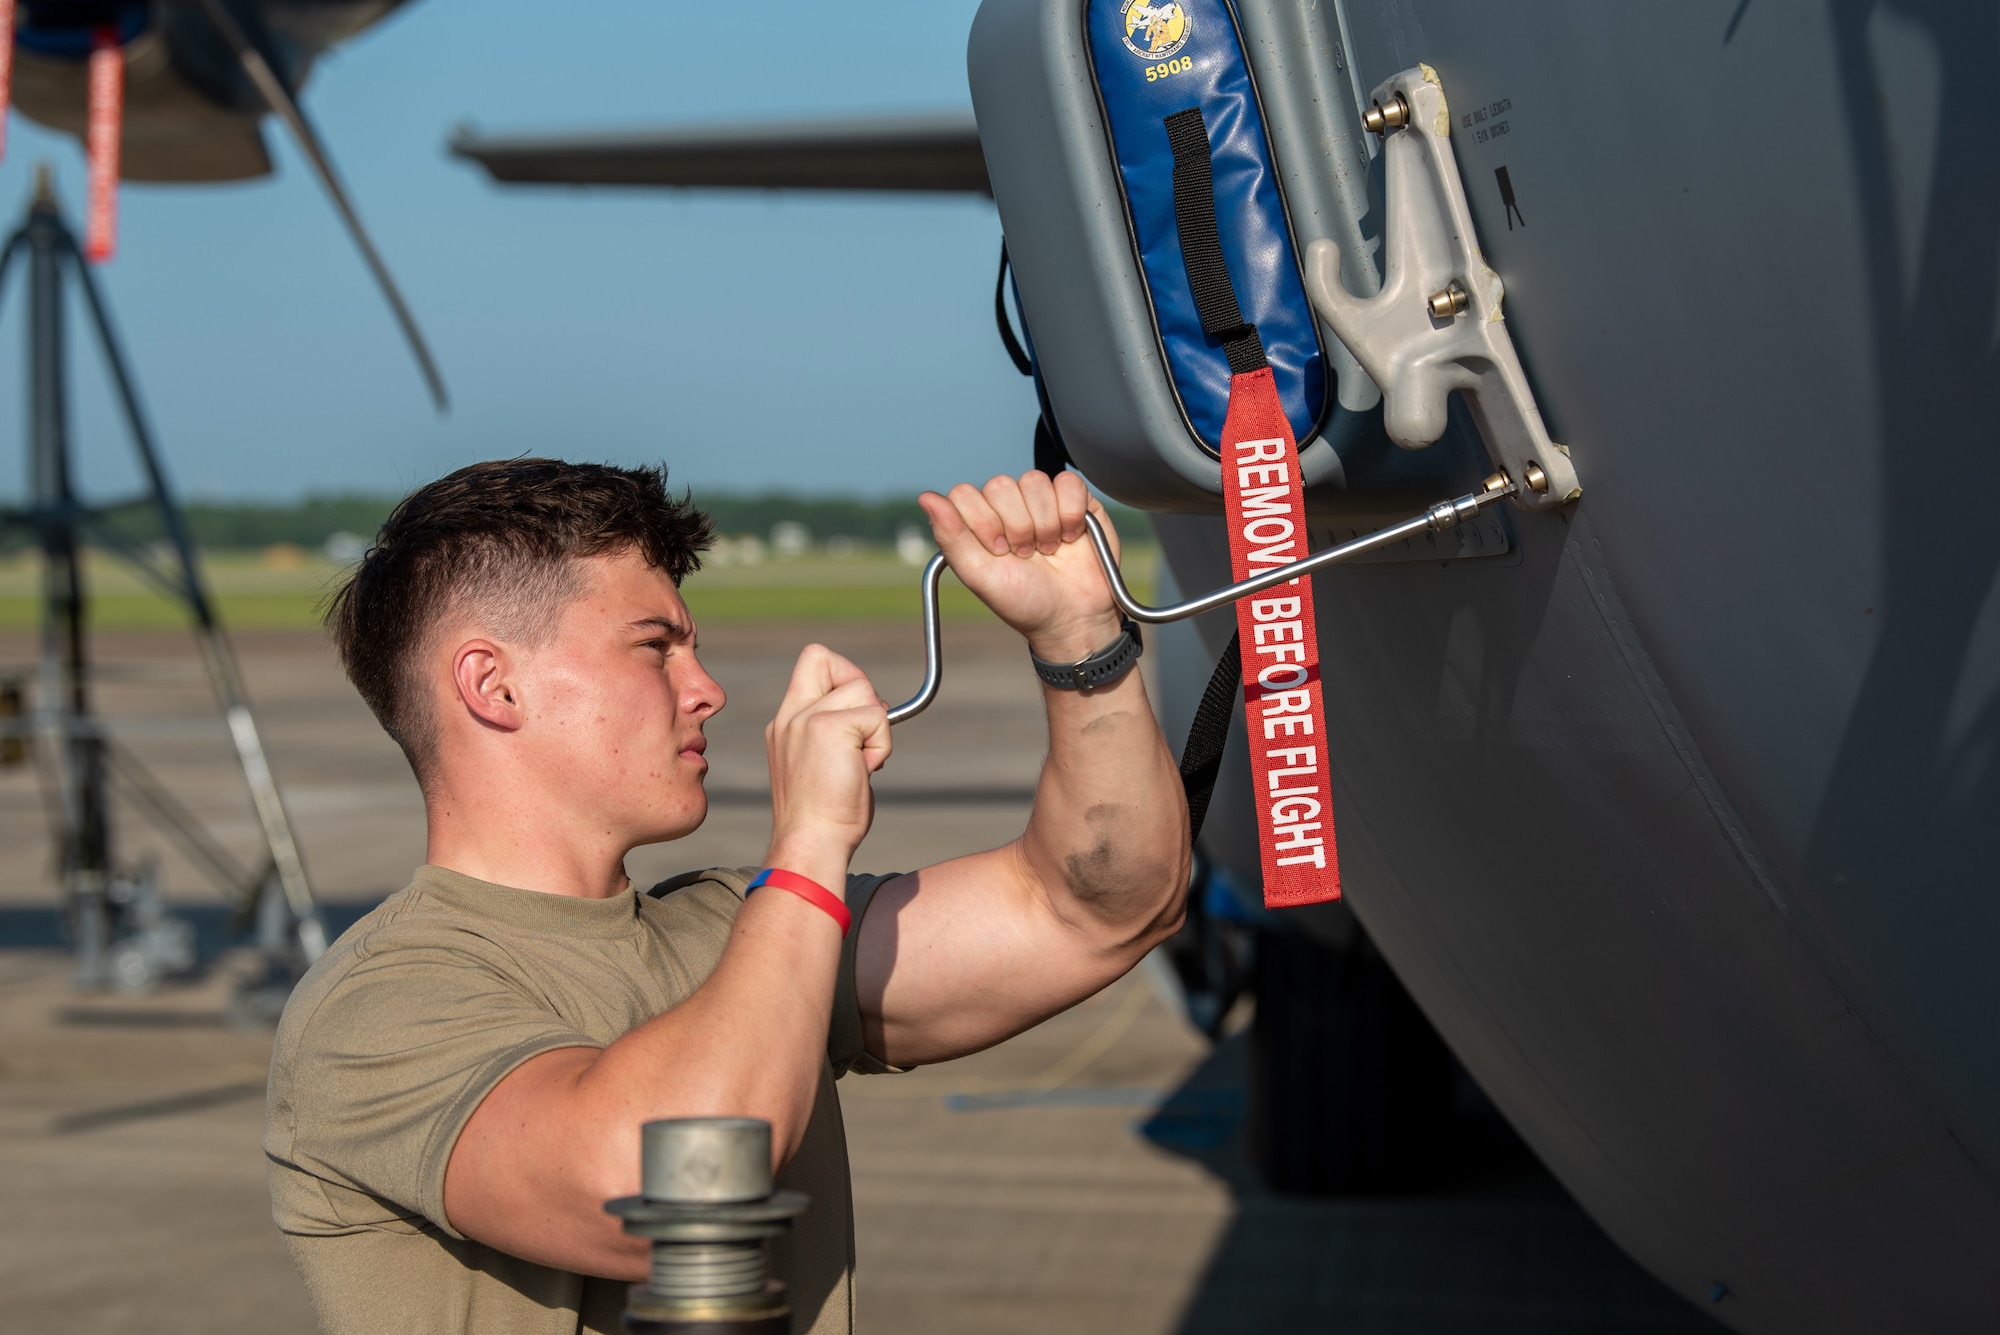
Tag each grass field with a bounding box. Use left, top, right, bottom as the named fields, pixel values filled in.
left=0, top=545, right=1158, bottom=631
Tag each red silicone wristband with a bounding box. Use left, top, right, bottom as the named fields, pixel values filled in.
left=747, top=867, right=852, bottom=937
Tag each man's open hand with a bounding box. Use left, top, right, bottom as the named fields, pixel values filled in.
left=764, top=645, right=890, bottom=883
left=920, top=471, right=1123, bottom=664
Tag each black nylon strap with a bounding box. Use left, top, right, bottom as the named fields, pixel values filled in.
left=1180, top=630, right=1241, bottom=847
left=1165, top=107, right=1258, bottom=843
left=1032, top=414, right=1070, bottom=476
left=1163, top=108, right=1267, bottom=376
left=994, top=241, right=1034, bottom=377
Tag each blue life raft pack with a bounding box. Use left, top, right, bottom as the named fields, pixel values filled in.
left=972, top=0, right=1389, bottom=512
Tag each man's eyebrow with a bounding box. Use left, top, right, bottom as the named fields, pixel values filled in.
left=629, top=615, right=694, bottom=641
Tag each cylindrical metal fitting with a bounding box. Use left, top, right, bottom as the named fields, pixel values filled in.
left=1523, top=461, right=1550, bottom=493
left=1427, top=283, right=1469, bottom=319
left=650, top=1240, right=771, bottom=1301
left=1424, top=494, right=1483, bottom=531
left=643, top=1117, right=772, bottom=1204
left=1362, top=92, right=1410, bottom=135
left=610, top=1117, right=808, bottom=1333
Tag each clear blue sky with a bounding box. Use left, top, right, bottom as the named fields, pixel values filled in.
left=0, top=1, right=1034, bottom=504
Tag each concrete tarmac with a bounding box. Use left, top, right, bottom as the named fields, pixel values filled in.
left=0, top=621, right=1717, bottom=1333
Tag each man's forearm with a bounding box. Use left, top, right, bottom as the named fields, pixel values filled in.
left=579, top=877, right=843, bottom=1159
left=443, top=886, right=844, bottom=1280
left=1020, top=652, right=1189, bottom=940
left=852, top=643, right=1189, bottom=1067
left=855, top=475, right=1190, bottom=1067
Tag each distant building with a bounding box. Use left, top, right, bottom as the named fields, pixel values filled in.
left=324, top=531, right=369, bottom=564
left=895, top=526, right=933, bottom=567
left=770, top=522, right=811, bottom=559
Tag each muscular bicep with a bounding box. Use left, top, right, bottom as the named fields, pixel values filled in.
left=442, top=1046, right=648, bottom=1281
left=853, top=841, right=1154, bottom=1068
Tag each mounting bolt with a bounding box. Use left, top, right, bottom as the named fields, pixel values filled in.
left=1523, top=462, right=1549, bottom=493
left=1427, top=282, right=1469, bottom=320
left=1362, top=92, right=1410, bottom=135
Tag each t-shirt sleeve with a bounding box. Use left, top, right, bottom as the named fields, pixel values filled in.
left=830, top=871, right=911, bottom=1077
left=277, top=928, right=600, bottom=1239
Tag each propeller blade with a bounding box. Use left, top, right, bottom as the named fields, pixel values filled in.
left=193, top=0, right=448, bottom=412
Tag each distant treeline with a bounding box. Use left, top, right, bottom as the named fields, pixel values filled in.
left=100, top=495, right=399, bottom=551
left=700, top=494, right=932, bottom=546
left=98, top=491, right=1152, bottom=552
left=699, top=493, right=1152, bottom=546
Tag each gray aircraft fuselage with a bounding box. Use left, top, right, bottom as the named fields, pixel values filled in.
left=1127, top=3, right=2000, bottom=1329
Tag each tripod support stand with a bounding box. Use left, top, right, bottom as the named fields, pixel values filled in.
left=0, top=168, right=326, bottom=1008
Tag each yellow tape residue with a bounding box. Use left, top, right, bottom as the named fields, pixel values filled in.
left=1419, top=62, right=1451, bottom=136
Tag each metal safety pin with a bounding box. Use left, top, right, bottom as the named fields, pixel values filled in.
left=885, top=477, right=1521, bottom=725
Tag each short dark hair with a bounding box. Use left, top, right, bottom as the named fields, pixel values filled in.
left=327, top=458, right=713, bottom=777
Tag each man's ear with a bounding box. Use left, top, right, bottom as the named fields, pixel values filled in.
left=452, top=639, right=523, bottom=732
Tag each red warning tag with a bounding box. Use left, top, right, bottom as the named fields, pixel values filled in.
left=1220, top=366, right=1340, bottom=907
left=85, top=26, right=122, bottom=263
left=0, top=0, right=15, bottom=162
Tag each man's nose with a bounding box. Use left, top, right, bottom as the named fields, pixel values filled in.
left=684, top=661, right=725, bottom=718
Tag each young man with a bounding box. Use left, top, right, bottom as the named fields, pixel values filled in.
left=263, top=459, right=1189, bottom=1335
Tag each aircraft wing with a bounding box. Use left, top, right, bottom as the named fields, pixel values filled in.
left=448, top=113, right=990, bottom=195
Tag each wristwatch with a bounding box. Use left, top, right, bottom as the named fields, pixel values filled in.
left=1031, top=618, right=1144, bottom=691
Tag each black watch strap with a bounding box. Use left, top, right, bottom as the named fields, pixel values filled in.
left=1031, top=619, right=1144, bottom=691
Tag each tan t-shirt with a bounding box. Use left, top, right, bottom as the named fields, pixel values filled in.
left=264, top=864, right=898, bottom=1335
